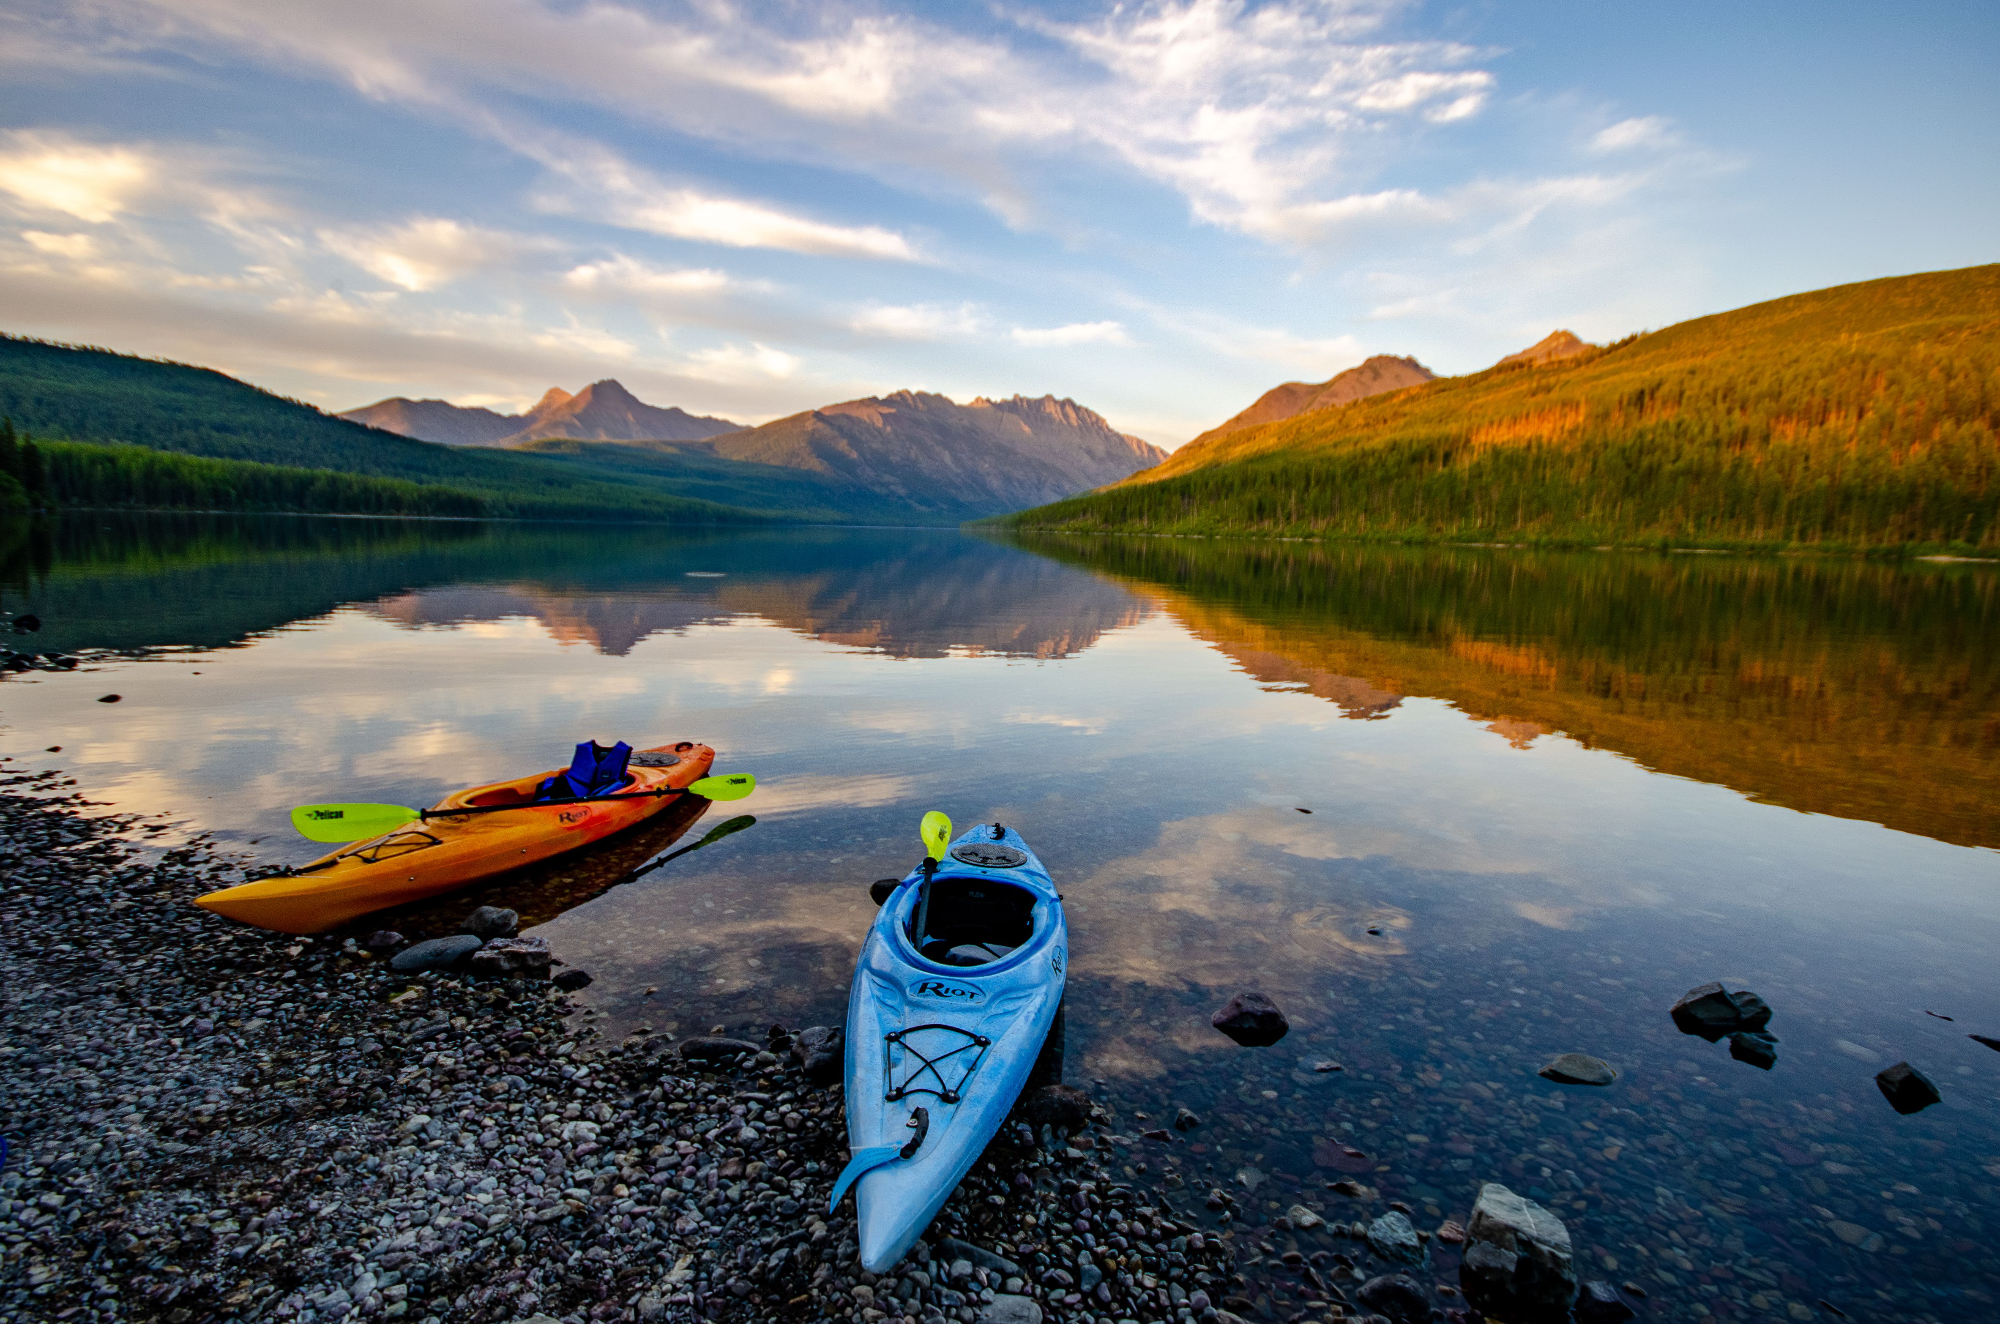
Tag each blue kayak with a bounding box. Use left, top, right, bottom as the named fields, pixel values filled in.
left=831, top=822, right=1068, bottom=1272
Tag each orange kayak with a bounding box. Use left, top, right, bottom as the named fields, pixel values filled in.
left=195, top=741, right=715, bottom=934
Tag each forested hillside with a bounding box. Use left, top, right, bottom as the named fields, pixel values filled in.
left=0, top=336, right=768, bottom=523
left=1005, top=265, right=2000, bottom=552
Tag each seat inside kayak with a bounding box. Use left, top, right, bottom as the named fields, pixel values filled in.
left=910, top=877, right=1036, bottom=967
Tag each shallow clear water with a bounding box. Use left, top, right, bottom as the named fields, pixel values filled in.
left=5, top=515, right=1999, bottom=1321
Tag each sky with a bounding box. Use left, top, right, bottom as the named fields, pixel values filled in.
left=0, top=1, right=1994, bottom=446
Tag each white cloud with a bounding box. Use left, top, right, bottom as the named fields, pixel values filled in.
left=1353, top=71, right=1493, bottom=119
left=686, top=342, right=801, bottom=382
left=0, top=131, right=153, bottom=222
left=1590, top=116, right=1678, bottom=153
left=1011, top=320, right=1131, bottom=347
left=318, top=216, right=542, bottom=291
left=562, top=255, right=733, bottom=296
left=21, top=229, right=97, bottom=258
left=850, top=302, right=984, bottom=339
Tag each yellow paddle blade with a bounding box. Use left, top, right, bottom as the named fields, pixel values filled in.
left=689, top=773, right=756, bottom=801
left=921, top=810, right=953, bottom=861
left=291, top=802, right=419, bottom=843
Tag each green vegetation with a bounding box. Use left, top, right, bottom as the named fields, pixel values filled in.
left=0, top=335, right=771, bottom=524
left=513, top=437, right=932, bottom=524
left=1005, top=265, right=2000, bottom=552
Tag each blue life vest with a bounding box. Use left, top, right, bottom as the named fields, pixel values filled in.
left=537, top=740, right=633, bottom=801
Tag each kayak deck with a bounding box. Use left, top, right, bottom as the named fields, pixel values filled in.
left=194, top=742, right=713, bottom=934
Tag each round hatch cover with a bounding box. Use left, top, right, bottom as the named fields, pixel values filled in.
left=630, top=751, right=681, bottom=767
left=950, top=842, right=1027, bottom=869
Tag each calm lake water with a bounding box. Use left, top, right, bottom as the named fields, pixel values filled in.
left=6, top=515, right=1999, bottom=1322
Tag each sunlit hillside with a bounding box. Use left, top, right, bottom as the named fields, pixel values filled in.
left=1006, top=265, right=2000, bottom=551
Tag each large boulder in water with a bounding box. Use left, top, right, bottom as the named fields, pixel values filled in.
left=390, top=935, right=482, bottom=972
left=1875, top=1062, right=1941, bottom=1114
left=1458, top=1182, right=1576, bottom=1323
left=1670, top=982, right=1771, bottom=1041
left=1210, top=991, right=1289, bottom=1047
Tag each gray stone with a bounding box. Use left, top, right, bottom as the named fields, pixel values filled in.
left=792, top=1025, right=843, bottom=1085
left=466, top=935, right=551, bottom=979
left=1355, top=1273, right=1428, bottom=1324
left=1173, top=1106, right=1202, bottom=1131
left=552, top=968, right=593, bottom=991
left=1365, top=1211, right=1427, bottom=1267
left=1210, top=991, right=1289, bottom=1047
left=1875, top=1061, right=1941, bottom=1115
left=363, top=930, right=404, bottom=950
left=975, top=1294, right=1042, bottom=1324
left=388, top=934, right=482, bottom=972
left=1458, top=1182, right=1575, bottom=1324
left=935, top=1237, right=1021, bottom=1278
left=678, top=1036, right=762, bottom=1063
left=461, top=905, right=518, bottom=939
left=1668, top=982, right=1740, bottom=1039
left=1537, top=1053, right=1617, bottom=1086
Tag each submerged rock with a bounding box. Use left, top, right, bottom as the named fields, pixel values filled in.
left=677, top=1036, right=761, bottom=1063
left=462, top=905, right=518, bottom=939
left=1537, top=1052, right=1617, bottom=1086
left=1575, top=1279, right=1637, bottom=1323
left=1458, top=1182, right=1576, bottom=1323
left=1729, top=1030, right=1779, bottom=1070
left=552, top=968, right=593, bottom=991
left=1210, top=991, right=1290, bottom=1047
left=467, top=935, right=551, bottom=979
left=389, top=934, right=482, bottom=972
left=1875, top=1061, right=1941, bottom=1114
left=1366, top=1211, right=1427, bottom=1267
left=1023, top=1083, right=1092, bottom=1129
left=1172, top=1105, right=1203, bottom=1131
left=1355, top=1273, right=1429, bottom=1324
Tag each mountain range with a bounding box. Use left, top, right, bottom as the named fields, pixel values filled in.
left=1196, top=353, right=1437, bottom=444
left=341, top=379, right=740, bottom=446
left=1005, top=264, right=2000, bottom=553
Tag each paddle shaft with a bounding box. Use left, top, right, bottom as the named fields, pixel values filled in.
left=623, top=815, right=756, bottom=882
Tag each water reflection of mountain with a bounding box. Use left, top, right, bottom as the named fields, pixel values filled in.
left=1018, top=534, right=2000, bottom=849
left=3, top=514, right=1147, bottom=662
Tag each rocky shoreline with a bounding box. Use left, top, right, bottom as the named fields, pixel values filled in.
left=2, top=766, right=1665, bottom=1324
left=0, top=772, right=1264, bottom=1324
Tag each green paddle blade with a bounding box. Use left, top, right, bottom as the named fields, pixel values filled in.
left=689, top=773, right=756, bottom=801
left=291, top=802, right=419, bottom=844
left=921, top=810, right=953, bottom=861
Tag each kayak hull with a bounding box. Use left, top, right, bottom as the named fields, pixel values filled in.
left=843, top=823, right=1067, bottom=1272
left=194, top=742, right=714, bottom=934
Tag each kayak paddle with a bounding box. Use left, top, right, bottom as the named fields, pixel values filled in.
left=622, top=814, right=756, bottom=883
left=921, top=810, right=953, bottom=862
left=291, top=773, right=757, bottom=844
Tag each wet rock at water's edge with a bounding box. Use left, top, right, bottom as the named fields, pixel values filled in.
left=1729, top=1030, right=1779, bottom=1070
left=389, top=934, right=482, bottom=972
left=1875, top=1061, right=1941, bottom=1114
left=791, top=1025, right=843, bottom=1086
left=1458, top=1181, right=1576, bottom=1323
left=1670, top=981, right=1772, bottom=1041
left=1210, top=991, right=1290, bottom=1047
left=1355, top=1273, right=1429, bottom=1324
left=467, top=935, right=551, bottom=979
left=1023, top=1083, right=1093, bottom=1129
left=552, top=968, right=593, bottom=991
left=1537, top=1052, right=1617, bottom=1086
left=1575, top=1279, right=1637, bottom=1323
left=363, top=929, right=404, bottom=950
left=677, top=1036, right=761, bottom=1064
left=462, top=905, right=518, bottom=939
left=1366, top=1210, right=1428, bottom=1267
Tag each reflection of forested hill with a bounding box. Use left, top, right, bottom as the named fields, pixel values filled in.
left=1, top=515, right=1147, bottom=662
left=1019, top=534, right=2000, bottom=849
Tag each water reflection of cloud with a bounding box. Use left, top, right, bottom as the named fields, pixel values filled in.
left=746, top=774, right=917, bottom=817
